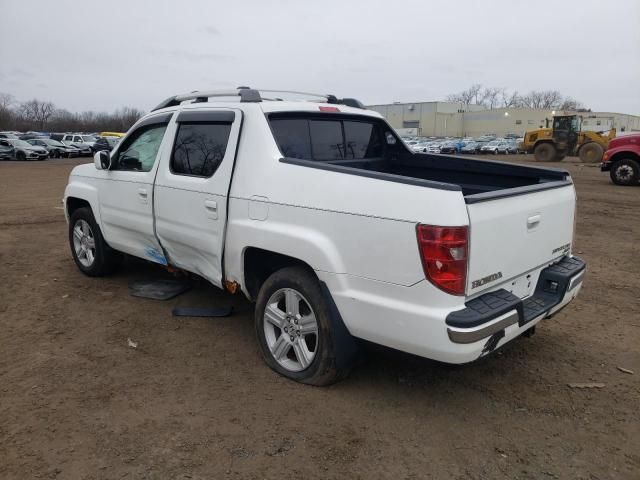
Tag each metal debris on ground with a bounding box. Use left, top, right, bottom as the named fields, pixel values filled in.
left=567, top=382, right=605, bottom=389
left=172, top=306, right=233, bottom=318
left=128, top=279, right=191, bottom=300
left=127, top=338, right=138, bottom=349
left=617, top=367, right=634, bottom=375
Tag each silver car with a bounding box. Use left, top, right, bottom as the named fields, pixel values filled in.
left=0, top=138, right=48, bottom=160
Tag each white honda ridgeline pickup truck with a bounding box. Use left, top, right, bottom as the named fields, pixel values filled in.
left=64, top=88, right=586, bottom=385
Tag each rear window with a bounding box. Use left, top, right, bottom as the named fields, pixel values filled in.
left=270, top=115, right=384, bottom=161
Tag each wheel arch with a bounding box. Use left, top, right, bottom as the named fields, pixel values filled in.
left=533, top=139, right=555, bottom=148
left=64, top=181, right=103, bottom=228
left=610, top=150, right=640, bottom=165
left=242, top=247, right=317, bottom=301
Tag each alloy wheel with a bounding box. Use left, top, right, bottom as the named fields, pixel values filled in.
left=72, top=219, right=96, bottom=267
left=263, top=288, right=319, bottom=372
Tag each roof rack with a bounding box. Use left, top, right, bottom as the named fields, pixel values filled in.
left=151, top=87, right=365, bottom=111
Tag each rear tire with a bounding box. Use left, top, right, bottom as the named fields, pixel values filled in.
left=610, top=158, right=640, bottom=186
left=255, top=266, right=354, bottom=386
left=533, top=143, right=556, bottom=162
left=579, top=142, right=604, bottom=163
left=68, top=207, right=123, bottom=276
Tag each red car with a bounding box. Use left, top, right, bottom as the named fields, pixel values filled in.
left=601, top=134, right=640, bottom=186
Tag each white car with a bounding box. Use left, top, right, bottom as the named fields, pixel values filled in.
left=480, top=141, right=508, bottom=154
left=63, top=87, right=585, bottom=385
left=61, top=134, right=97, bottom=154
left=411, top=142, right=429, bottom=153
left=426, top=143, right=441, bottom=153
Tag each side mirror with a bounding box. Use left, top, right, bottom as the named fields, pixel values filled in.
left=94, top=150, right=111, bottom=170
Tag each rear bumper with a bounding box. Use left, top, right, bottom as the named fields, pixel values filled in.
left=320, top=255, right=585, bottom=364
left=446, top=256, right=585, bottom=345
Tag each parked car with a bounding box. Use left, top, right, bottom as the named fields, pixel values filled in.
left=0, top=143, right=15, bottom=160
left=600, top=133, right=640, bottom=186
left=480, top=140, right=508, bottom=154
left=63, top=87, right=585, bottom=385
left=93, top=136, right=120, bottom=152
left=440, top=140, right=464, bottom=154
left=27, top=138, right=80, bottom=158
left=497, top=142, right=518, bottom=154
left=408, top=141, right=427, bottom=152
left=426, top=142, right=441, bottom=153
left=51, top=134, right=92, bottom=156
left=99, top=131, right=125, bottom=138
left=60, top=134, right=98, bottom=153
left=0, top=138, right=48, bottom=160
left=0, top=132, right=19, bottom=139
left=19, top=132, right=49, bottom=141
left=460, top=141, right=479, bottom=154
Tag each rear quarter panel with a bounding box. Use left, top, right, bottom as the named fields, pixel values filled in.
left=224, top=109, right=469, bottom=288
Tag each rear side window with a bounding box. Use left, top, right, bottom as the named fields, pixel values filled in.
left=171, top=123, right=231, bottom=177
left=270, top=115, right=386, bottom=161
left=269, top=119, right=311, bottom=159
left=309, top=120, right=344, bottom=160
left=343, top=121, right=383, bottom=159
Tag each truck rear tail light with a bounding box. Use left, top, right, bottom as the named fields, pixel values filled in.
left=416, top=224, right=468, bottom=296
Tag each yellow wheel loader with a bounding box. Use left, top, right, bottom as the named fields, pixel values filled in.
left=521, top=115, right=616, bottom=163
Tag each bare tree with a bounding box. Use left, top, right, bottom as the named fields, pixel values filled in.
left=446, top=84, right=484, bottom=106
left=540, top=90, right=562, bottom=109
left=559, top=96, right=584, bottom=111
left=520, top=90, right=546, bottom=109
left=0, top=93, right=16, bottom=129
left=480, top=87, right=501, bottom=109
left=18, top=99, right=56, bottom=130
left=499, top=88, right=521, bottom=108
left=0, top=92, right=15, bottom=110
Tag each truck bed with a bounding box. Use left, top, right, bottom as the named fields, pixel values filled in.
left=281, top=153, right=572, bottom=203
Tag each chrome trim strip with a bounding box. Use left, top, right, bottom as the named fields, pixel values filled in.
left=447, top=311, right=519, bottom=344
left=567, top=270, right=585, bottom=292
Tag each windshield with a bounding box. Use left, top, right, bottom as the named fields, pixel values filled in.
left=81, top=135, right=97, bottom=142
left=11, top=139, right=33, bottom=147
left=45, top=139, right=65, bottom=147
left=486, top=140, right=500, bottom=146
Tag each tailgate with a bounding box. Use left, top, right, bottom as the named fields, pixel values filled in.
left=466, top=185, right=575, bottom=296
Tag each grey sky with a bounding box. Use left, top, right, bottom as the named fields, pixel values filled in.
left=1, top=0, right=639, bottom=114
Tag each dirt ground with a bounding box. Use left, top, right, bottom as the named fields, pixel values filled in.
left=1, top=154, right=638, bottom=480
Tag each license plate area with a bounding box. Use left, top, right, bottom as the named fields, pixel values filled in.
left=505, top=272, right=535, bottom=300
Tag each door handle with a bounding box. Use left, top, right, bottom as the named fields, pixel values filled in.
left=137, top=188, right=148, bottom=204
left=527, top=214, right=541, bottom=227
left=204, top=199, right=218, bottom=219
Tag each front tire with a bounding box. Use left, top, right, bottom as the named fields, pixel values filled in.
left=610, top=158, right=640, bottom=186
left=534, top=142, right=556, bottom=162
left=68, top=207, right=122, bottom=276
left=16, top=151, right=26, bottom=161
left=255, top=266, right=354, bottom=386
left=579, top=142, right=604, bottom=163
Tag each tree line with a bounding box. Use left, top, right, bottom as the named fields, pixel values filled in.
left=445, top=84, right=589, bottom=111
left=0, top=93, right=145, bottom=133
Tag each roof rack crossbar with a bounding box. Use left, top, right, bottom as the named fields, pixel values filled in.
left=151, top=87, right=365, bottom=111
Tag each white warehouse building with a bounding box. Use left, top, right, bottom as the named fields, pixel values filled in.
left=368, top=101, right=640, bottom=138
